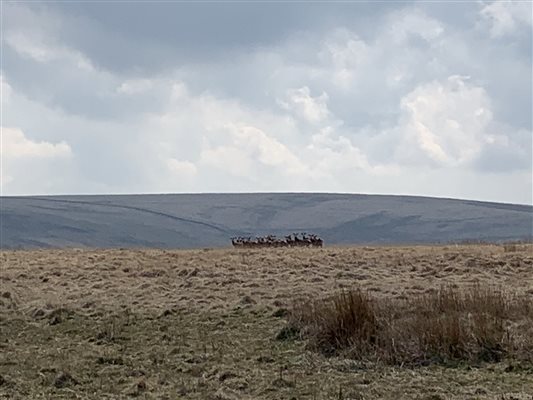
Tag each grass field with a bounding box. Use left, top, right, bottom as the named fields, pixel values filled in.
left=1, top=244, right=532, bottom=399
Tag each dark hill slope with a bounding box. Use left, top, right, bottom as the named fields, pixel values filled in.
left=1, top=193, right=531, bottom=248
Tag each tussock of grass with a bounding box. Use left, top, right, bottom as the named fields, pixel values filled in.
left=288, top=289, right=378, bottom=357
left=286, top=285, right=533, bottom=365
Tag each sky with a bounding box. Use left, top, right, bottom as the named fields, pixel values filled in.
left=1, top=1, right=532, bottom=204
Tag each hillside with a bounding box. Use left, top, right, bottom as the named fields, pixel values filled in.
left=1, top=193, right=531, bottom=249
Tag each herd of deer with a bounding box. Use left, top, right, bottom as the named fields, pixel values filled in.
left=231, top=233, right=323, bottom=248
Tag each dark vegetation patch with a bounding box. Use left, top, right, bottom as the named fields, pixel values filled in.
left=53, top=371, right=78, bottom=388
left=284, top=285, right=533, bottom=366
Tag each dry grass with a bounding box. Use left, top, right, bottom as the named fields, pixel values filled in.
left=289, top=289, right=378, bottom=357
left=287, top=285, right=533, bottom=365
left=1, top=244, right=532, bottom=399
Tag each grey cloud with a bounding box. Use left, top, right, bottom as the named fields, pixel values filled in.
left=5, top=2, right=531, bottom=133
left=41, top=2, right=406, bottom=73
left=471, top=127, right=532, bottom=173
left=2, top=1, right=531, bottom=204
left=473, top=144, right=531, bottom=173
left=3, top=46, right=171, bottom=121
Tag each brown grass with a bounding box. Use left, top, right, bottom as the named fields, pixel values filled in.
left=1, top=244, right=532, bottom=399
left=286, top=284, right=533, bottom=365
left=289, top=289, right=378, bottom=357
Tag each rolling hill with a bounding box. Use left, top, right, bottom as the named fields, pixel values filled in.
left=1, top=193, right=531, bottom=249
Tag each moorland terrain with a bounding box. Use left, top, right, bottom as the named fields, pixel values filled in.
left=2, top=193, right=532, bottom=249
left=1, top=244, right=532, bottom=399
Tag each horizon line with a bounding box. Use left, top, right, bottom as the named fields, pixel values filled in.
left=1, top=191, right=532, bottom=207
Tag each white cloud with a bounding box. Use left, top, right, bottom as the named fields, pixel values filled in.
left=388, top=8, right=444, bottom=43
left=2, top=127, right=72, bottom=159
left=5, top=31, right=53, bottom=62
left=318, top=29, right=369, bottom=89
left=279, top=86, right=330, bottom=124
left=1, top=127, right=72, bottom=192
left=117, top=79, right=153, bottom=95
left=166, top=158, right=197, bottom=178
left=396, top=75, right=493, bottom=166
left=307, top=128, right=399, bottom=178
left=2, top=3, right=530, bottom=203
left=199, top=122, right=307, bottom=179
left=306, top=129, right=369, bottom=176
left=200, top=145, right=254, bottom=177
left=311, top=11, right=443, bottom=91
left=146, top=80, right=309, bottom=166
left=170, top=82, right=188, bottom=100
left=4, top=4, right=94, bottom=71
left=6, top=31, right=94, bottom=71
left=480, top=0, right=532, bottom=37
left=227, top=123, right=307, bottom=174
left=1, top=75, right=12, bottom=105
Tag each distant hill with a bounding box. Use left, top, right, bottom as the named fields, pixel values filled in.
left=1, top=193, right=531, bottom=249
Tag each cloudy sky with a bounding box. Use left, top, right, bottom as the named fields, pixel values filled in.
left=1, top=1, right=532, bottom=204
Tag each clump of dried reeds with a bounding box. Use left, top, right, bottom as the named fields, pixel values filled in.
left=285, top=284, right=532, bottom=365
